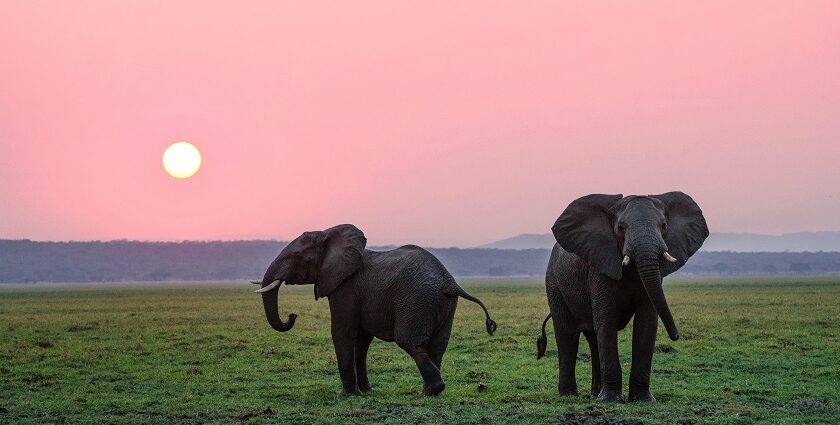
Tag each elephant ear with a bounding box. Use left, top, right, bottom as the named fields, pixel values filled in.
left=552, top=194, right=624, bottom=280
left=651, top=192, right=709, bottom=276
left=315, top=224, right=367, bottom=299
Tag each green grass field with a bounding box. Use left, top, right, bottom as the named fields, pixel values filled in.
left=1, top=277, right=838, bottom=424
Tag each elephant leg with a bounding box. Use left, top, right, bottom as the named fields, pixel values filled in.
left=395, top=322, right=444, bottom=396
left=398, top=340, right=444, bottom=396
left=428, top=302, right=456, bottom=370
left=330, top=309, right=360, bottom=395
left=413, top=350, right=445, bottom=396
left=584, top=331, right=601, bottom=399
left=594, top=324, right=623, bottom=402
left=552, top=311, right=580, bottom=396
left=629, top=303, right=658, bottom=402
left=354, top=330, right=374, bottom=393
left=428, top=329, right=452, bottom=372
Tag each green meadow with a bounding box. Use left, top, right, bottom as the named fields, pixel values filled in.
left=1, top=277, right=838, bottom=424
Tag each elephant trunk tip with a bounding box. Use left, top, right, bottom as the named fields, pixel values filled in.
left=662, top=315, right=679, bottom=341
left=268, top=313, right=297, bottom=333
left=282, top=314, right=298, bottom=332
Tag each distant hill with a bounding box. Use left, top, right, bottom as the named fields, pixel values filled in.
left=478, top=234, right=556, bottom=250
left=2, top=239, right=840, bottom=283
left=479, top=232, right=840, bottom=252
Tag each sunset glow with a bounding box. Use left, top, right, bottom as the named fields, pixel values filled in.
left=1, top=2, right=839, bottom=246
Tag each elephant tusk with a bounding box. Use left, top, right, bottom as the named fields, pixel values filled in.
left=663, top=252, right=678, bottom=263
left=622, top=255, right=630, bottom=266
left=250, top=280, right=261, bottom=285
left=254, top=280, right=282, bottom=293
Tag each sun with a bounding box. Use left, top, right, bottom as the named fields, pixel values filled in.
left=162, top=142, right=201, bottom=179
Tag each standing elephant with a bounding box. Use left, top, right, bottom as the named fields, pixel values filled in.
left=536, top=192, right=708, bottom=402
left=253, top=224, right=496, bottom=396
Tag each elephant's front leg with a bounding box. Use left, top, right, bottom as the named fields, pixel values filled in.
left=628, top=302, right=658, bottom=402
left=330, top=310, right=360, bottom=395
left=594, top=321, right=623, bottom=402
left=354, top=331, right=374, bottom=393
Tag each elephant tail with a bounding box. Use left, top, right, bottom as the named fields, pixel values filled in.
left=536, top=313, right=551, bottom=359
left=453, top=288, right=497, bottom=336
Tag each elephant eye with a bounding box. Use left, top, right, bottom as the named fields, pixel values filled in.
left=660, top=222, right=668, bottom=233
left=616, top=223, right=626, bottom=234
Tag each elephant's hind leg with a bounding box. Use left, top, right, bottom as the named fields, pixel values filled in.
left=428, top=302, right=456, bottom=370
left=584, top=331, right=601, bottom=399
left=355, top=330, right=374, bottom=393
left=552, top=307, right=581, bottom=396
left=413, top=350, right=445, bottom=396
left=555, top=327, right=581, bottom=396
left=395, top=321, right=445, bottom=395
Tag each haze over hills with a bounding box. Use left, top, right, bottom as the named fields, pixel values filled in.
left=478, top=232, right=840, bottom=252
left=478, top=234, right=557, bottom=250
left=3, top=238, right=840, bottom=283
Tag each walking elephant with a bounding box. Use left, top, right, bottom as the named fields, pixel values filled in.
left=536, top=192, right=708, bottom=402
left=253, top=224, right=496, bottom=396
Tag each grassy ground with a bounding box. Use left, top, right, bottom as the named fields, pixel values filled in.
left=1, top=277, right=838, bottom=424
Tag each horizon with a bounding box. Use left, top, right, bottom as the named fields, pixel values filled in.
left=6, top=229, right=840, bottom=251
left=2, top=2, right=839, bottom=246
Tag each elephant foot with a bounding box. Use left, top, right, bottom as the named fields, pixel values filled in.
left=422, top=380, right=445, bottom=396
left=590, top=387, right=601, bottom=400
left=596, top=388, right=625, bottom=403
left=628, top=390, right=656, bottom=402
left=339, top=386, right=362, bottom=396
left=558, top=386, right=579, bottom=397
left=358, top=381, right=371, bottom=393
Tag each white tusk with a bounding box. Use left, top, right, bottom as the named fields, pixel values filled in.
left=254, top=280, right=282, bottom=293
left=622, top=255, right=630, bottom=266
left=663, top=252, right=678, bottom=263
left=250, top=280, right=261, bottom=285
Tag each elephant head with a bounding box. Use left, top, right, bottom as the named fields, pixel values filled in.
left=252, top=224, right=367, bottom=332
left=551, top=192, right=708, bottom=341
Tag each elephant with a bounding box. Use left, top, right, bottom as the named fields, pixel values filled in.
left=535, top=192, right=708, bottom=402
left=253, top=224, right=497, bottom=396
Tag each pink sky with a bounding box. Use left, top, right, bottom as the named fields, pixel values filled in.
left=1, top=1, right=839, bottom=247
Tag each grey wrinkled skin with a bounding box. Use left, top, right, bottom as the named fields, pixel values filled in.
left=256, top=224, right=496, bottom=396
left=536, top=192, right=708, bottom=403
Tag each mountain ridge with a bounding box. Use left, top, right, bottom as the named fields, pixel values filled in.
left=3, top=239, right=840, bottom=283
left=478, top=231, right=840, bottom=252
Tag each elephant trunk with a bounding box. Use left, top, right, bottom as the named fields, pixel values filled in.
left=634, top=245, right=680, bottom=341
left=260, top=281, right=297, bottom=332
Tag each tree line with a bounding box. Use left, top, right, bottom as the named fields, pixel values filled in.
left=1, top=240, right=839, bottom=283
